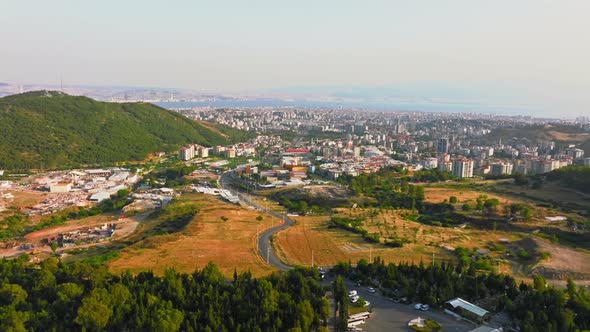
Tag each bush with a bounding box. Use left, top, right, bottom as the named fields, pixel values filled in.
left=517, top=249, right=530, bottom=259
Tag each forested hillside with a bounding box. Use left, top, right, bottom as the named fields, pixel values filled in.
left=0, top=91, right=252, bottom=169
left=546, top=166, right=590, bottom=194
left=0, top=258, right=328, bottom=331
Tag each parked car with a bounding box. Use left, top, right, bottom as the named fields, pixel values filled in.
left=348, top=290, right=358, bottom=297
left=420, top=304, right=430, bottom=311
left=350, top=295, right=360, bottom=303
left=363, top=301, right=371, bottom=307
left=414, top=303, right=423, bottom=310
left=367, top=287, right=376, bottom=293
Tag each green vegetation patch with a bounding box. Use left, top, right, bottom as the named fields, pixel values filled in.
left=0, top=91, right=249, bottom=170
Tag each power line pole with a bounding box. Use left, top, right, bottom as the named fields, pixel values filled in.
left=267, top=247, right=270, bottom=264
left=256, top=224, right=259, bottom=250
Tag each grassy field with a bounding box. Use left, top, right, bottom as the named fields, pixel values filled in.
left=108, top=194, right=278, bottom=277
left=273, top=181, right=590, bottom=283
left=273, top=207, right=522, bottom=271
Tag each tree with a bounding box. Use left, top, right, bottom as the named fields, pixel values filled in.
left=449, top=196, right=458, bottom=204
left=74, top=289, right=113, bottom=331
left=49, top=241, right=58, bottom=254
left=0, top=284, right=28, bottom=307
left=256, top=215, right=264, bottom=221
left=483, top=199, right=500, bottom=215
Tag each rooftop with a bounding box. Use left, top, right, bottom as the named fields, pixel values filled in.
left=445, top=297, right=489, bottom=318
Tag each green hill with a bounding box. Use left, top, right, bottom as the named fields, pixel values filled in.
left=0, top=91, right=252, bottom=169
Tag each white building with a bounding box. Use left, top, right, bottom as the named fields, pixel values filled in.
left=566, top=148, right=585, bottom=160
left=452, top=159, right=474, bottom=178
left=490, top=162, right=513, bottom=176
left=226, top=148, right=236, bottom=158
left=49, top=182, right=72, bottom=193
left=179, top=145, right=195, bottom=161
left=421, top=157, right=438, bottom=170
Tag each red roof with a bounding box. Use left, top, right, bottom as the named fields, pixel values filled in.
left=285, top=148, right=310, bottom=153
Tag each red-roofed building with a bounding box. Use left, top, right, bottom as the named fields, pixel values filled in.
left=285, top=148, right=310, bottom=154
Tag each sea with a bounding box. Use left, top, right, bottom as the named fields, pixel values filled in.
left=155, top=99, right=533, bottom=116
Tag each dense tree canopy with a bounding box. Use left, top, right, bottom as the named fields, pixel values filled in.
left=0, top=91, right=252, bottom=170
left=332, top=258, right=590, bottom=332
left=0, top=257, right=329, bottom=331
left=546, top=166, right=590, bottom=194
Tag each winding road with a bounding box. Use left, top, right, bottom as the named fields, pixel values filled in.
left=220, top=172, right=294, bottom=271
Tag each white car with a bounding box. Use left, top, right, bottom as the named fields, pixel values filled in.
left=420, top=304, right=430, bottom=311
left=350, top=295, right=360, bottom=303
left=348, top=290, right=358, bottom=297
left=367, top=287, right=376, bottom=293
left=363, top=301, right=371, bottom=307
left=414, top=303, right=422, bottom=310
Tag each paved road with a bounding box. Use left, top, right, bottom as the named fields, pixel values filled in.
left=220, top=172, right=293, bottom=271
left=220, top=172, right=476, bottom=331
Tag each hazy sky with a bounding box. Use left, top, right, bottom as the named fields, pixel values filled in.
left=2, top=0, right=589, bottom=116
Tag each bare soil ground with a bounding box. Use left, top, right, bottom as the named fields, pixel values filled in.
left=24, top=214, right=117, bottom=242
left=108, top=194, right=278, bottom=277
left=0, top=189, right=47, bottom=217
left=523, top=237, right=590, bottom=280
left=546, top=130, right=590, bottom=142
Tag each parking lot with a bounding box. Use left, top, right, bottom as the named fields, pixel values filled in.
left=343, top=280, right=475, bottom=332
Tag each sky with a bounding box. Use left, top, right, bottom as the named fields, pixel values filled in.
left=2, top=0, right=589, bottom=117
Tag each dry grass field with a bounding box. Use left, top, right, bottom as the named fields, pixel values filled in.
left=273, top=207, right=523, bottom=272
left=108, top=194, right=279, bottom=277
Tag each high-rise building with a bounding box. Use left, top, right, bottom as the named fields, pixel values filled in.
left=354, top=121, right=366, bottom=135
left=566, top=148, right=585, bottom=160
left=452, top=159, right=474, bottom=178
left=353, top=146, right=361, bottom=157
left=179, top=145, right=195, bottom=161
left=226, top=148, right=236, bottom=158
left=421, top=157, right=438, bottom=170
left=436, top=138, right=449, bottom=154
left=490, top=162, right=513, bottom=176
left=199, top=147, right=209, bottom=158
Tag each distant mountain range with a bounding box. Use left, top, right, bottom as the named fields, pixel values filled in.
left=0, top=91, right=251, bottom=170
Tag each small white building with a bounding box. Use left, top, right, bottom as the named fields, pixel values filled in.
left=49, top=182, right=72, bottom=193
left=89, top=192, right=111, bottom=203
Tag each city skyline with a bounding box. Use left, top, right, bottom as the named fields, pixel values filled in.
left=2, top=0, right=590, bottom=117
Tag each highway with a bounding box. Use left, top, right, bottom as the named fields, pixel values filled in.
left=219, top=171, right=293, bottom=271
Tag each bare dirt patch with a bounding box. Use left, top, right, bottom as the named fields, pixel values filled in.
left=524, top=237, right=590, bottom=280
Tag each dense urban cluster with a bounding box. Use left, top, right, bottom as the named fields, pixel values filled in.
left=172, top=107, right=590, bottom=188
